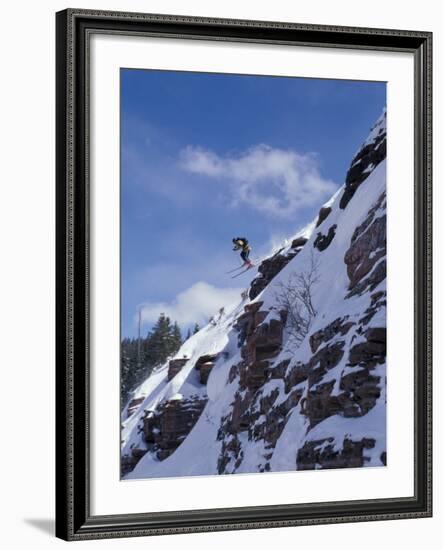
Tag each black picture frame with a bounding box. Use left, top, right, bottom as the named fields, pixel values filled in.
left=55, top=8, right=432, bottom=541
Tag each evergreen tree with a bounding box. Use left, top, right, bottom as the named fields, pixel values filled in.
left=120, top=337, right=142, bottom=409
left=172, top=322, right=182, bottom=349
left=120, top=313, right=184, bottom=411
left=145, top=313, right=173, bottom=367
left=193, top=323, right=200, bottom=335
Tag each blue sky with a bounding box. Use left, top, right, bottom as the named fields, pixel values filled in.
left=121, top=69, right=386, bottom=338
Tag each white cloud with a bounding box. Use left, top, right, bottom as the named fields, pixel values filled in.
left=139, top=281, right=242, bottom=327
left=180, top=144, right=337, bottom=218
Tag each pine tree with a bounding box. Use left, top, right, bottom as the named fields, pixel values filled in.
left=172, top=322, right=182, bottom=349
left=120, top=313, right=184, bottom=411
left=193, top=323, right=200, bottom=335
left=145, top=313, right=173, bottom=367
left=120, top=337, right=141, bottom=409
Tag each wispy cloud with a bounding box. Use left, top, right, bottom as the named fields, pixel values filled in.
left=139, top=281, right=242, bottom=327
left=180, top=144, right=337, bottom=218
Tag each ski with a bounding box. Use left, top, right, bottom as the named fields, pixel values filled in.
left=231, top=265, right=254, bottom=278
left=226, top=264, right=249, bottom=274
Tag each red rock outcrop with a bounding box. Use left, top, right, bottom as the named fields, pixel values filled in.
left=121, top=446, right=148, bottom=477
left=143, top=396, right=207, bottom=460
left=309, top=316, right=355, bottom=353
left=195, top=353, right=219, bottom=385
left=344, top=215, right=386, bottom=290
left=126, top=396, right=145, bottom=418
left=339, top=113, right=386, bottom=209
left=297, top=436, right=376, bottom=469
left=315, top=206, right=332, bottom=228
left=234, top=303, right=287, bottom=391
left=249, top=237, right=307, bottom=300
left=313, top=224, right=337, bottom=252
left=167, top=357, right=189, bottom=381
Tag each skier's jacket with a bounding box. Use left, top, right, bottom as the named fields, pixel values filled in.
left=233, top=238, right=250, bottom=252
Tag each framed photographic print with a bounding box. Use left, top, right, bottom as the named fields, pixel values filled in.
left=55, top=8, right=432, bottom=541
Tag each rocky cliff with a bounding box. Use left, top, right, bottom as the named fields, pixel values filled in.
left=121, top=110, right=387, bottom=479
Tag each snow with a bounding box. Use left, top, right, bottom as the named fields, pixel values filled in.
left=206, top=330, right=240, bottom=402
left=169, top=393, right=183, bottom=401
left=122, top=114, right=387, bottom=479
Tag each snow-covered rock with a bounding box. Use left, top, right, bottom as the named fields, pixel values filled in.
left=121, top=109, right=387, bottom=480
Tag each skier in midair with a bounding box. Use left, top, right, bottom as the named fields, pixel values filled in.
left=232, top=237, right=253, bottom=268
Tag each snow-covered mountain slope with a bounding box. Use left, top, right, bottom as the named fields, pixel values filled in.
left=121, top=110, right=387, bottom=479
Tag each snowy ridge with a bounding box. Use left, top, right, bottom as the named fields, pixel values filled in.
left=352, top=107, right=386, bottom=159
left=121, top=110, right=387, bottom=479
